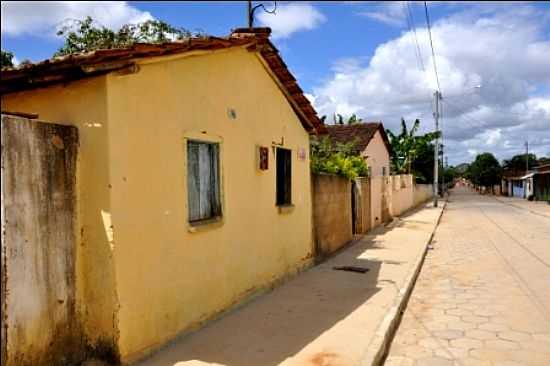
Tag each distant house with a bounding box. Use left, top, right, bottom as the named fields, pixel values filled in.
left=1, top=27, right=325, bottom=364
left=325, top=122, right=392, bottom=177
left=325, top=122, right=392, bottom=228
left=501, top=170, right=525, bottom=198
left=501, top=164, right=550, bottom=201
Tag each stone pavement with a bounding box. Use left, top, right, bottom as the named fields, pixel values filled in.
left=386, top=187, right=550, bottom=366
left=135, top=202, right=444, bottom=366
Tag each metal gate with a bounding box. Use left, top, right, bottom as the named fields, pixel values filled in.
left=1, top=114, right=84, bottom=366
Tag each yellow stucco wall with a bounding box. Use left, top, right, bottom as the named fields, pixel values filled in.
left=2, top=46, right=315, bottom=363
left=1, top=78, right=120, bottom=353
left=106, top=47, right=314, bottom=361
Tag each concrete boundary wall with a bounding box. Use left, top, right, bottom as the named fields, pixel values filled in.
left=312, top=174, right=434, bottom=259
left=354, top=177, right=371, bottom=234
left=413, top=184, right=434, bottom=207
left=312, top=174, right=353, bottom=258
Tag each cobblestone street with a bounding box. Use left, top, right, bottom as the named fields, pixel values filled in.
left=386, top=187, right=550, bottom=366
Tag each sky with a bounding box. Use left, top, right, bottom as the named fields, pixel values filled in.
left=2, top=1, right=550, bottom=165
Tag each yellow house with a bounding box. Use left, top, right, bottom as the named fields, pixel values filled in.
left=1, top=28, right=325, bottom=364
left=325, top=123, right=392, bottom=227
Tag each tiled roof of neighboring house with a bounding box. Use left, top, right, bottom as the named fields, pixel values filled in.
left=535, top=163, right=550, bottom=174
left=325, top=122, right=392, bottom=155
left=0, top=27, right=325, bottom=134
left=502, top=170, right=522, bottom=178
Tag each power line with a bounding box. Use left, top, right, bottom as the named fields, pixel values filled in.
left=440, top=99, right=485, bottom=127
left=403, top=2, right=421, bottom=71
left=423, top=1, right=442, bottom=93
left=406, top=1, right=425, bottom=72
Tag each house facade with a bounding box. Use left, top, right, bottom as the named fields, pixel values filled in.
left=1, top=28, right=325, bottom=364
left=533, top=164, right=550, bottom=201
left=326, top=123, right=392, bottom=228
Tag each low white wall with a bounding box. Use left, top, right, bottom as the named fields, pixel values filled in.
left=413, top=184, right=434, bottom=207
left=390, top=175, right=415, bottom=216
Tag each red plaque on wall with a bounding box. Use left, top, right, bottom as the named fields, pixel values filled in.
left=259, top=146, right=269, bottom=170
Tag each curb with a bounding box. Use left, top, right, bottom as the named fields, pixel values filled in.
left=360, top=199, right=448, bottom=366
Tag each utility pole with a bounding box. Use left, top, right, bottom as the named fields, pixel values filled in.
left=248, top=0, right=253, bottom=28
left=247, top=1, right=277, bottom=28
left=525, top=140, right=529, bottom=174
left=433, top=90, right=441, bottom=207
left=441, top=145, right=445, bottom=196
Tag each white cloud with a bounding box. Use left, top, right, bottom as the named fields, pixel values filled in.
left=1, top=1, right=153, bottom=37
left=310, top=5, right=550, bottom=164
left=257, top=3, right=326, bottom=39
left=358, top=1, right=408, bottom=27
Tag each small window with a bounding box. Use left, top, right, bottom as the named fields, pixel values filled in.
left=276, top=148, right=292, bottom=206
left=382, top=166, right=387, bottom=176
left=187, top=140, right=221, bottom=223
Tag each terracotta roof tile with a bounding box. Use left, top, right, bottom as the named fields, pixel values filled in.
left=325, top=122, right=392, bottom=154
left=1, top=28, right=326, bottom=134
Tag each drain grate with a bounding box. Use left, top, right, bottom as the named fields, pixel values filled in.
left=333, top=266, right=369, bottom=274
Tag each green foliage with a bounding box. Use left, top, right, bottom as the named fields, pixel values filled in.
left=442, top=166, right=458, bottom=185
left=386, top=118, right=440, bottom=178
left=1, top=50, right=14, bottom=68
left=310, top=136, right=369, bottom=180
left=323, top=113, right=362, bottom=125
left=347, top=114, right=360, bottom=124
left=467, top=152, right=502, bottom=187
left=55, top=16, right=202, bottom=56
left=503, top=153, right=537, bottom=172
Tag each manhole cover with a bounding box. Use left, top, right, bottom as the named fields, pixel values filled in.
left=333, top=266, right=369, bottom=274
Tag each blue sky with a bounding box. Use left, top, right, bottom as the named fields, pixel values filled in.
left=1, top=2, right=457, bottom=91
left=2, top=1, right=550, bottom=164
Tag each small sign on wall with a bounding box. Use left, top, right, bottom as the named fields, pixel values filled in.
left=258, top=146, right=269, bottom=170
left=297, top=147, right=306, bottom=161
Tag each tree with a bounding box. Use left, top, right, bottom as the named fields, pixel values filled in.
left=467, top=153, right=502, bottom=189
left=310, top=136, right=369, bottom=179
left=386, top=118, right=440, bottom=176
left=325, top=113, right=362, bottom=125
left=1, top=50, right=14, bottom=68
left=442, top=166, right=458, bottom=187
left=332, top=113, right=345, bottom=125
left=54, top=16, right=201, bottom=56
left=347, top=114, right=361, bottom=125
left=502, top=153, right=537, bottom=172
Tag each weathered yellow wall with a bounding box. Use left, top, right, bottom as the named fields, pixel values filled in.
left=105, top=47, right=314, bottom=362
left=1, top=78, right=120, bottom=355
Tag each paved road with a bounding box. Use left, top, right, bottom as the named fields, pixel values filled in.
left=386, top=187, right=550, bottom=366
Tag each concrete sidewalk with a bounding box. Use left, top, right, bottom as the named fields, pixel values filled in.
left=136, top=202, right=445, bottom=366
